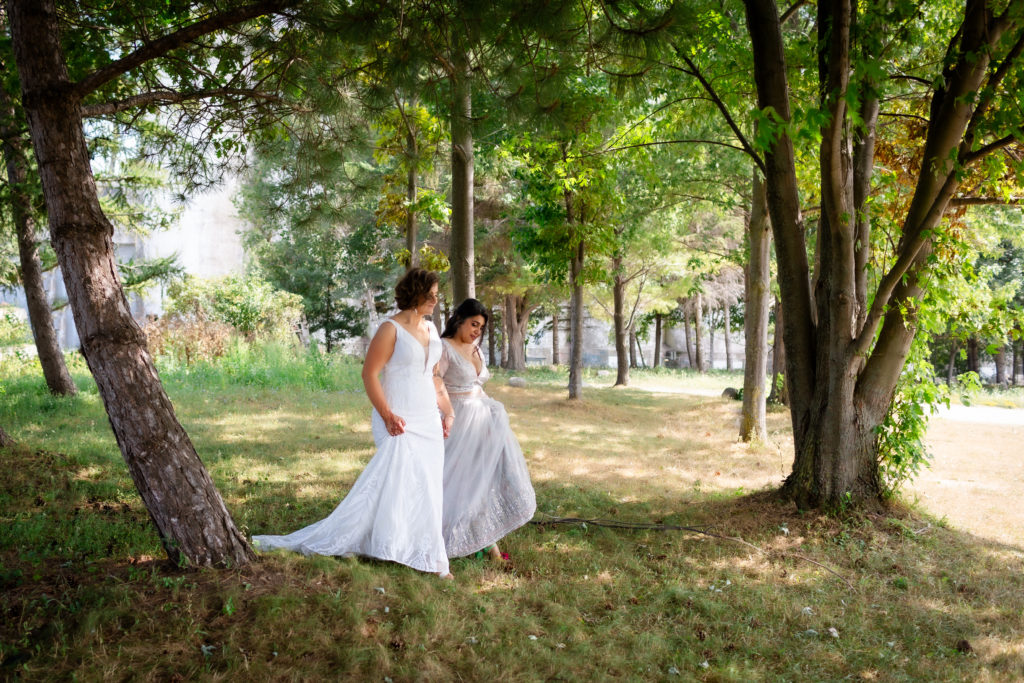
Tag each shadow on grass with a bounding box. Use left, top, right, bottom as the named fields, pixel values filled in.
left=2, top=371, right=1022, bottom=680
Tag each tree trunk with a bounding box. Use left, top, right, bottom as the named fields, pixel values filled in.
left=707, top=310, right=715, bottom=371
left=503, top=293, right=531, bottom=371
left=8, top=0, right=254, bottom=567
left=742, top=0, right=1011, bottom=508
left=633, top=326, right=645, bottom=368
left=741, top=172, right=771, bottom=441
left=1013, top=338, right=1020, bottom=386
left=693, top=293, right=705, bottom=373
left=768, top=297, right=788, bottom=406
left=723, top=304, right=733, bottom=371
left=683, top=309, right=695, bottom=368
left=551, top=306, right=560, bottom=365
left=0, top=93, right=77, bottom=396
left=653, top=313, right=662, bottom=368
left=628, top=325, right=638, bottom=369
left=567, top=194, right=585, bottom=399
left=946, top=338, right=959, bottom=385
left=487, top=306, right=498, bottom=367
left=449, top=52, right=475, bottom=302
left=612, top=258, right=629, bottom=386
left=0, top=425, right=14, bottom=448
left=967, top=336, right=979, bottom=374
left=995, top=346, right=1008, bottom=386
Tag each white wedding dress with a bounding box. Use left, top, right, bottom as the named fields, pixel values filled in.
left=439, top=340, right=536, bottom=558
left=253, top=319, right=449, bottom=575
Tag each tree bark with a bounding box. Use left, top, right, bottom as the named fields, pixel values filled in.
left=449, top=50, right=475, bottom=302
left=0, top=85, right=77, bottom=396
left=741, top=172, right=771, bottom=441
left=995, top=345, right=1008, bottom=386
left=7, top=0, right=253, bottom=567
left=0, top=425, right=14, bottom=448
left=967, top=336, right=979, bottom=374
left=683, top=308, right=695, bottom=368
left=653, top=313, right=662, bottom=368
left=693, top=293, right=705, bottom=373
left=502, top=293, right=532, bottom=371
left=612, top=256, right=629, bottom=386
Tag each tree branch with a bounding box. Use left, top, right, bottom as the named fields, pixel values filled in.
left=73, top=0, right=300, bottom=97
left=81, top=88, right=283, bottom=118
left=959, top=134, right=1020, bottom=165
left=672, top=45, right=766, bottom=174
left=950, top=195, right=1024, bottom=206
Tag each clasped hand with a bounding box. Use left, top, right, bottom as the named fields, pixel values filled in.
left=383, top=412, right=406, bottom=436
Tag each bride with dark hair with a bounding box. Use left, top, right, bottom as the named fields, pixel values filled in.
left=438, top=298, right=536, bottom=562
left=254, top=268, right=455, bottom=577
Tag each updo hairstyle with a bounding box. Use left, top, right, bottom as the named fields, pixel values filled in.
left=441, top=298, right=490, bottom=339
left=394, top=267, right=439, bottom=310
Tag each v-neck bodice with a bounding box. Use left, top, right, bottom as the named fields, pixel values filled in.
left=439, top=339, right=490, bottom=395
left=379, top=318, right=442, bottom=414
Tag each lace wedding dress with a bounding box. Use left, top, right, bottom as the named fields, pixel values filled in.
left=253, top=319, right=449, bottom=575
left=439, top=340, right=536, bottom=558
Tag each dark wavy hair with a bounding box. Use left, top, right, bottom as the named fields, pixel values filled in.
left=441, top=298, right=490, bottom=339
left=394, top=268, right=439, bottom=310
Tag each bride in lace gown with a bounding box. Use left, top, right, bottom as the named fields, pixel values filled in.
left=253, top=269, right=456, bottom=577
left=438, top=298, right=536, bottom=560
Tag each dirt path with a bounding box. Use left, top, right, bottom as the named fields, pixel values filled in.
left=912, top=408, right=1024, bottom=549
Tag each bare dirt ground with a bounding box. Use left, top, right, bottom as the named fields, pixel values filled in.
left=912, top=406, right=1024, bottom=549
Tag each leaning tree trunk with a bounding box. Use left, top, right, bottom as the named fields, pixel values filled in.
left=740, top=172, right=771, bottom=442
left=0, top=425, right=14, bottom=448
left=0, top=92, right=77, bottom=396
left=628, top=325, right=638, bottom=369
left=653, top=313, right=662, bottom=367
left=8, top=0, right=254, bottom=567
left=449, top=50, right=475, bottom=303
left=612, top=257, right=629, bottom=386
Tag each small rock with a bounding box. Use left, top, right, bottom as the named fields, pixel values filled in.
left=508, top=377, right=527, bottom=388
left=667, top=666, right=680, bottom=675
left=528, top=635, right=538, bottom=641
left=827, top=627, right=839, bottom=638
left=699, top=660, right=710, bottom=669
left=374, top=587, right=386, bottom=594
left=801, top=606, right=814, bottom=616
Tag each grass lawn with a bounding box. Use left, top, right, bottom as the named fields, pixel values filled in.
left=1, top=347, right=1022, bottom=681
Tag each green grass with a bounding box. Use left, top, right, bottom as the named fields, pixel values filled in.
left=1, top=348, right=1022, bottom=681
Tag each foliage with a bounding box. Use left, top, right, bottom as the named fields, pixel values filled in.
left=163, top=275, right=303, bottom=341
left=0, top=305, right=31, bottom=348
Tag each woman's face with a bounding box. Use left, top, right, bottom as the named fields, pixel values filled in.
left=456, top=315, right=486, bottom=345
left=417, top=284, right=439, bottom=315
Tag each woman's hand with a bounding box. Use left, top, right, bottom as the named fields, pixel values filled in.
left=383, top=411, right=406, bottom=436
left=442, top=413, right=455, bottom=439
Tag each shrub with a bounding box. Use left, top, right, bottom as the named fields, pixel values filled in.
left=0, top=305, right=31, bottom=348
left=145, top=275, right=304, bottom=365
left=165, top=275, right=303, bottom=340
